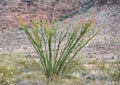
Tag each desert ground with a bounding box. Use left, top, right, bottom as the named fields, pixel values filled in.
left=0, top=0, right=120, bottom=85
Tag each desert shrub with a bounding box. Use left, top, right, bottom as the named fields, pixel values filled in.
left=17, top=16, right=99, bottom=83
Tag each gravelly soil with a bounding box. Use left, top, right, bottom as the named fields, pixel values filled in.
left=0, top=5, right=120, bottom=60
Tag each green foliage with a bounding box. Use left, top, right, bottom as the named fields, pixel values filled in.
left=18, top=16, right=99, bottom=81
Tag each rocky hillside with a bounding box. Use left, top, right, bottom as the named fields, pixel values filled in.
left=0, top=0, right=91, bottom=33
left=1, top=0, right=118, bottom=33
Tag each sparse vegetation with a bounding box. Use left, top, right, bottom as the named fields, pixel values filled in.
left=0, top=53, right=119, bottom=85
left=0, top=53, right=44, bottom=84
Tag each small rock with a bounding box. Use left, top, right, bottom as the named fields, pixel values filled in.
left=84, top=74, right=96, bottom=80
left=16, top=80, right=32, bottom=85
left=19, top=27, right=23, bottom=30
left=21, top=0, right=33, bottom=3
left=20, top=0, right=33, bottom=5
left=33, top=81, right=46, bottom=85
left=0, top=0, right=7, bottom=6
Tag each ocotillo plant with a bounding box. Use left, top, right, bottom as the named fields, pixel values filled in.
left=17, top=16, right=99, bottom=81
